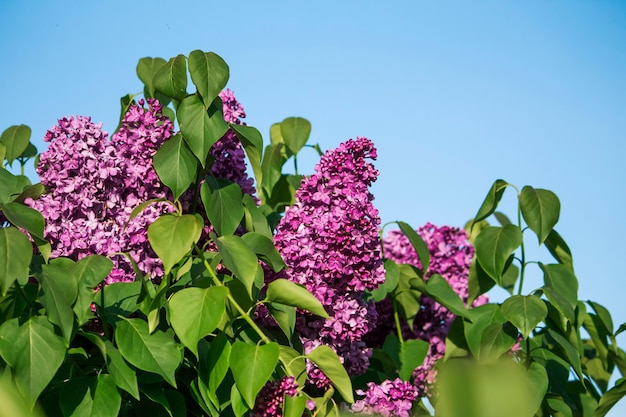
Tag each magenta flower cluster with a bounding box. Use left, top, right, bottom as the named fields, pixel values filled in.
left=273, top=137, right=386, bottom=383
left=209, top=89, right=255, bottom=196
left=252, top=376, right=298, bottom=417
left=27, top=99, right=174, bottom=283
left=351, top=378, right=418, bottom=417
left=377, top=223, right=488, bottom=395
left=27, top=90, right=254, bottom=284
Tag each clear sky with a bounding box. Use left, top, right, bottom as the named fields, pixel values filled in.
left=2, top=1, right=625, bottom=414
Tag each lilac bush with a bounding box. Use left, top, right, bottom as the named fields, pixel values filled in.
left=0, top=50, right=618, bottom=417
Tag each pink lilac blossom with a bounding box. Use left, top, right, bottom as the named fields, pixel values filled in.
left=27, top=90, right=254, bottom=284
left=351, top=378, right=418, bottom=417
left=272, top=137, right=385, bottom=382
left=252, top=376, right=298, bottom=417
left=209, top=89, right=255, bottom=195
left=27, top=101, right=175, bottom=283
left=372, top=223, right=488, bottom=396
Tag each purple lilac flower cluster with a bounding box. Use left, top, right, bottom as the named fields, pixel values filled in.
left=252, top=376, right=298, bottom=417
left=209, top=89, right=255, bottom=196
left=273, top=138, right=386, bottom=384
left=351, top=378, right=418, bottom=417
left=27, top=100, right=174, bottom=283
left=375, top=223, right=488, bottom=395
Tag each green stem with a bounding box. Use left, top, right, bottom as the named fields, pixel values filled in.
left=195, top=245, right=299, bottom=377
left=293, top=155, right=299, bottom=176
left=99, top=284, right=110, bottom=340
left=517, top=199, right=526, bottom=296
left=392, top=297, right=405, bottom=343
left=195, top=245, right=271, bottom=344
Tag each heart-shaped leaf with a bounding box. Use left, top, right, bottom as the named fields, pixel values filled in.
left=153, top=134, right=198, bottom=200
left=188, top=50, right=229, bottom=104
left=169, top=286, right=229, bottom=356
left=229, top=341, right=279, bottom=407
left=115, top=318, right=181, bottom=387
left=520, top=186, right=560, bottom=244
left=475, top=225, right=522, bottom=284
left=148, top=213, right=203, bottom=275
left=501, top=295, right=547, bottom=338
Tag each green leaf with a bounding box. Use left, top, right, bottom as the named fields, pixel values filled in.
left=231, top=124, right=263, bottom=186
left=261, top=143, right=288, bottom=197
left=39, top=261, right=79, bottom=345
left=594, top=377, right=626, bottom=417
left=435, top=359, right=547, bottom=417
left=540, top=263, right=578, bottom=308
left=115, top=94, right=136, bottom=133
left=500, top=261, right=519, bottom=294
left=546, top=329, right=584, bottom=381
left=265, top=278, right=329, bottom=319
left=520, top=186, right=560, bottom=244
left=473, top=179, right=509, bottom=224
left=0, top=168, right=31, bottom=204
left=280, top=117, right=311, bottom=155
left=399, top=339, right=429, bottom=381
left=588, top=301, right=614, bottom=335
left=12, top=317, right=66, bottom=410
left=137, top=57, right=167, bottom=96
left=241, top=232, right=285, bottom=272
left=12, top=182, right=45, bottom=204
left=73, top=255, right=113, bottom=325
left=115, top=318, right=181, bottom=387
left=0, top=142, right=5, bottom=161
left=82, top=333, right=139, bottom=400
left=279, top=345, right=307, bottom=386
left=501, top=295, right=547, bottom=338
left=475, top=225, right=523, bottom=284
left=422, top=274, right=471, bottom=319
left=397, top=221, right=430, bottom=276
left=201, top=177, right=244, bottom=236
left=229, top=341, right=280, bottom=407
left=214, top=235, right=260, bottom=297
left=307, top=345, right=354, bottom=403
left=153, top=134, right=198, bottom=200
left=370, top=259, right=400, bottom=302
left=464, top=304, right=517, bottom=361
left=94, top=281, right=142, bottom=323
left=467, top=258, right=496, bottom=305
left=178, top=95, right=228, bottom=167
left=0, top=227, right=33, bottom=295
left=267, top=302, right=296, bottom=340
left=545, top=229, right=574, bottom=271
left=59, top=374, right=121, bottom=417
left=148, top=213, right=203, bottom=275
left=0, top=201, right=44, bottom=239
left=0, top=125, right=31, bottom=165
left=188, top=50, right=229, bottom=104
left=169, top=286, right=229, bottom=356
left=203, top=333, right=231, bottom=404
left=153, top=54, right=188, bottom=101
left=230, top=384, right=248, bottom=417
left=543, top=286, right=575, bottom=324
left=284, top=394, right=307, bottom=417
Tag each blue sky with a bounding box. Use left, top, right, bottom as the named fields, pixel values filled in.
left=2, top=0, right=625, bottom=413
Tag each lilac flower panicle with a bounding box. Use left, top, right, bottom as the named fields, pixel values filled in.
left=272, top=137, right=385, bottom=380
left=252, top=376, right=298, bottom=417
left=27, top=100, right=175, bottom=284
left=351, top=378, right=418, bottom=417
left=209, top=89, right=255, bottom=195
